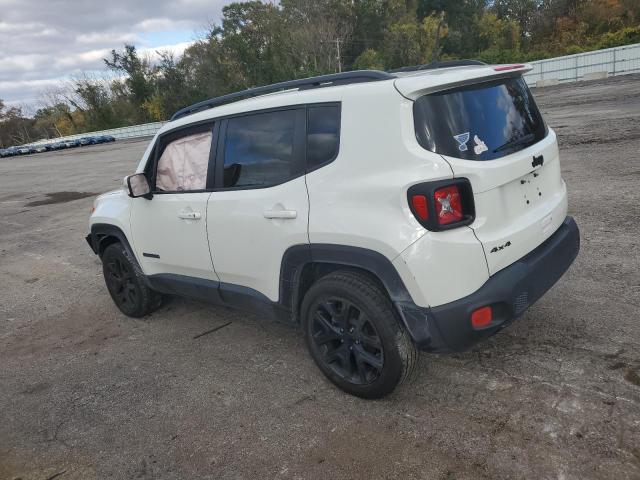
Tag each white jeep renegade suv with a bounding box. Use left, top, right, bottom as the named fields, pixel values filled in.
left=86, top=60, right=580, bottom=398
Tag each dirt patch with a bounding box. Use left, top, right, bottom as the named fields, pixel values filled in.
left=21, top=382, right=51, bottom=395
left=25, top=191, right=96, bottom=207
left=624, top=368, right=640, bottom=387
left=608, top=361, right=626, bottom=370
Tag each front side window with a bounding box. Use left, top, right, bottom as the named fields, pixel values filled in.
left=307, top=105, right=340, bottom=169
left=155, top=130, right=212, bottom=191
left=223, top=110, right=297, bottom=188
left=414, top=76, right=547, bottom=161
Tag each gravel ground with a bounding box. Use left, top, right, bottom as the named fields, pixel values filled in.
left=1, top=74, right=639, bottom=480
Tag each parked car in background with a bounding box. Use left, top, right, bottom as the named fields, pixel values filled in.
left=0, top=148, right=8, bottom=158
left=50, top=141, right=66, bottom=150
left=95, top=135, right=116, bottom=143
left=79, top=136, right=97, bottom=146
left=64, top=139, right=80, bottom=148
left=17, top=145, right=36, bottom=155
left=34, top=144, right=51, bottom=153
left=4, top=147, right=20, bottom=157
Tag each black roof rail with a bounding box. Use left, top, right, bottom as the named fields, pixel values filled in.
left=388, top=60, right=486, bottom=74
left=170, top=70, right=395, bottom=121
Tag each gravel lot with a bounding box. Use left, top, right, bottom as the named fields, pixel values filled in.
left=1, top=74, right=639, bottom=480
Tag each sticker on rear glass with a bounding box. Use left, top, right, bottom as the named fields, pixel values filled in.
left=453, top=132, right=470, bottom=151
left=473, top=135, right=488, bottom=155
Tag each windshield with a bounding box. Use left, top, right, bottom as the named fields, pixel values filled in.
left=413, top=76, right=547, bottom=161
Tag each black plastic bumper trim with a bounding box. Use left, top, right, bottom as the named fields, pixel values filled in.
left=398, top=216, right=580, bottom=352
left=86, top=233, right=97, bottom=254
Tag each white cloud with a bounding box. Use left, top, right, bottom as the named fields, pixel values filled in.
left=0, top=0, right=234, bottom=107
left=76, top=32, right=139, bottom=45
left=140, top=41, right=195, bottom=61
left=0, top=21, right=42, bottom=33
left=136, top=18, right=184, bottom=32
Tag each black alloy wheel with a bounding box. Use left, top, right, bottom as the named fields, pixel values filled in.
left=310, top=298, right=384, bottom=385
left=101, top=243, right=162, bottom=318
left=105, top=254, right=139, bottom=310
left=302, top=270, right=418, bottom=399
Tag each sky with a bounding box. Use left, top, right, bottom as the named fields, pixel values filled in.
left=0, top=0, right=235, bottom=112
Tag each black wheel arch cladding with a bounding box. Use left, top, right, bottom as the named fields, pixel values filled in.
left=89, top=223, right=139, bottom=262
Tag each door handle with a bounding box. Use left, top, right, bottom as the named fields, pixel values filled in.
left=263, top=209, right=297, bottom=219
left=178, top=211, right=202, bottom=220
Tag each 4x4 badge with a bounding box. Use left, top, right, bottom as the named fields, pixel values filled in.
left=490, top=241, right=511, bottom=253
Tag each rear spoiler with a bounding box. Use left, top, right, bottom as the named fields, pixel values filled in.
left=394, top=63, right=533, bottom=100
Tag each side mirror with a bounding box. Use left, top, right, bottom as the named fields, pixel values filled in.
left=125, top=173, right=152, bottom=199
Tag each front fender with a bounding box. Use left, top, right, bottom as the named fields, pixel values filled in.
left=88, top=189, right=133, bottom=253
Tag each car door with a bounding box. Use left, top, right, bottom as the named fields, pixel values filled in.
left=206, top=107, right=309, bottom=302
left=129, top=122, right=219, bottom=281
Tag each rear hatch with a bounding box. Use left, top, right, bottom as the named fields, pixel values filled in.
left=397, top=66, right=568, bottom=275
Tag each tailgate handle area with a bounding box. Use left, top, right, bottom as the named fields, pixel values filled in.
left=532, top=155, right=544, bottom=168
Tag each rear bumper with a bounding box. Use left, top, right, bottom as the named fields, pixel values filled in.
left=398, top=216, right=580, bottom=352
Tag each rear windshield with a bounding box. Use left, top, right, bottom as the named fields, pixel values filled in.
left=413, top=76, right=547, bottom=161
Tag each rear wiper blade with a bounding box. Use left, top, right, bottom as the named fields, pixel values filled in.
left=493, top=133, right=535, bottom=153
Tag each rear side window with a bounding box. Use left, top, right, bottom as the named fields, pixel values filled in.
left=307, top=105, right=340, bottom=170
left=414, top=76, right=547, bottom=161
left=223, top=110, right=297, bottom=188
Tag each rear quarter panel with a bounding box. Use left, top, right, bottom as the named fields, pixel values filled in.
left=305, top=82, right=452, bottom=260
left=305, top=82, right=490, bottom=308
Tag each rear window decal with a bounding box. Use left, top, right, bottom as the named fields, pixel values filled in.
left=473, top=135, right=488, bottom=155
left=453, top=132, right=470, bottom=151
left=414, top=77, right=547, bottom=161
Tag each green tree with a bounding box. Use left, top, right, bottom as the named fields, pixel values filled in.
left=418, top=0, right=487, bottom=57
left=104, top=45, right=155, bottom=122
left=491, top=0, right=540, bottom=43
left=33, top=103, right=76, bottom=138
left=70, top=79, right=110, bottom=129
left=353, top=48, right=385, bottom=70
left=149, top=52, right=192, bottom=120
left=382, top=12, right=447, bottom=68
left=0, top=101, right=37, bottom=147
left=477, top=12, right=521, bottom=51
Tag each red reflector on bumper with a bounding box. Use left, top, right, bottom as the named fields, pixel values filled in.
left=471, top=306, right=493, bottom=328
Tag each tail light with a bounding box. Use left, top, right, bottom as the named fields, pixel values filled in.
left=434, top=185, right=463, bottom=225
left=410, top=195, right=429, bottom=220
left=408, top=178, right=475, bottom=231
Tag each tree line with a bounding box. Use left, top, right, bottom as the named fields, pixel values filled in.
left=2, top=0, right=639, bottom=147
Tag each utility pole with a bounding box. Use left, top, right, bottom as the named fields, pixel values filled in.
left=335, top=38, right=342, bottom=73
left=432, top=11, right=446, bottom=62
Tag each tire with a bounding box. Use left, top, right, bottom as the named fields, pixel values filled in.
left=301, top=270, right=419, bottom=399
left=102, top=243, right=162, bottom=318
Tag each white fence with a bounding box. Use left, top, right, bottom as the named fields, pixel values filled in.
left=30, top=121, right=166, bottom=146
left=23, top=43, right=640, bottom=147
left=523, top=43, right=640, bottom=87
